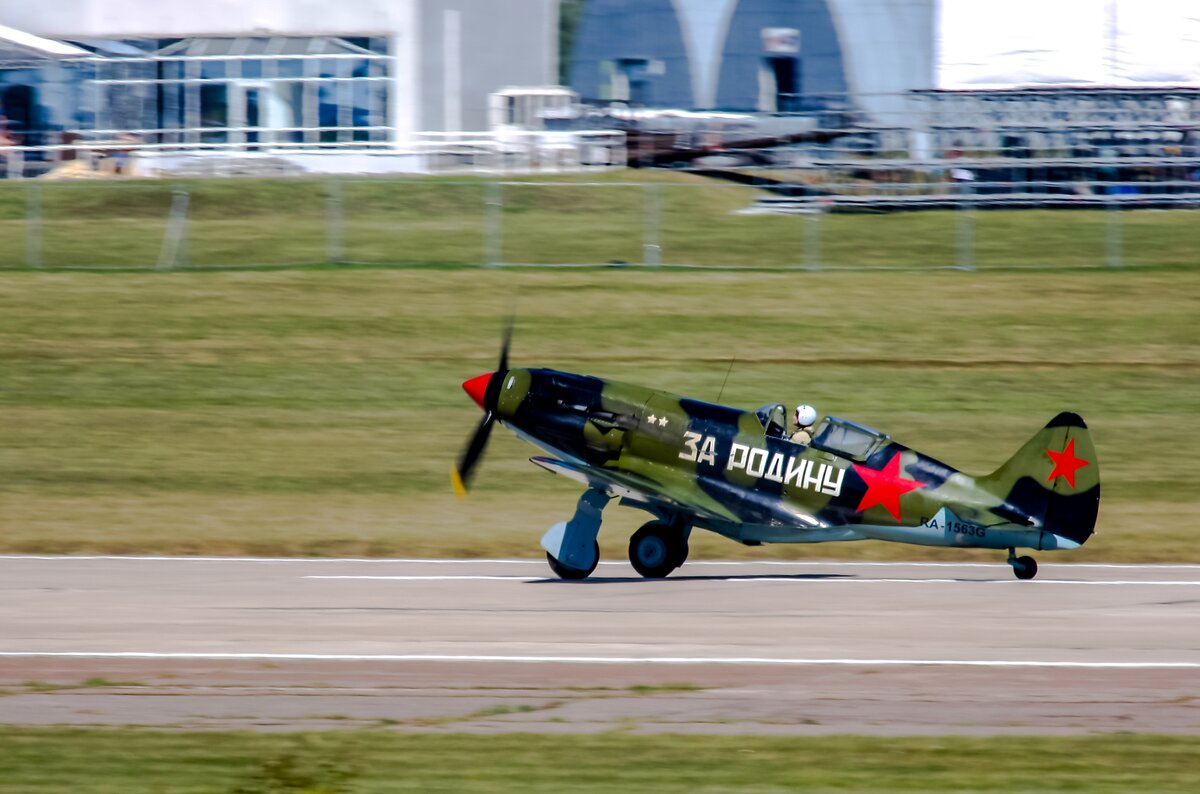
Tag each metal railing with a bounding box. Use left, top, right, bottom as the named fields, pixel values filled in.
left=0, top=130, right=628, bottom=179
left=3, top=177, right=1196, bottom=272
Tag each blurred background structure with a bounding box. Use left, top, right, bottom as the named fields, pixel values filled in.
left=0, top=0, right=1197, bottom=248
left=0, top=0, right=579, bottom=176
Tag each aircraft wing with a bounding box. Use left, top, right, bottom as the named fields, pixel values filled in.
left=529, top=456, right=735, bottom=523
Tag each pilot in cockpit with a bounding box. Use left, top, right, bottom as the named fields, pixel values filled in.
left=790, top=404, right=818, bottom=445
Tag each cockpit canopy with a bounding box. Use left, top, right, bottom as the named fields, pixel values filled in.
left=810, top=416, right=890, bottom=461
left=755, top=403, right=788, bottom=438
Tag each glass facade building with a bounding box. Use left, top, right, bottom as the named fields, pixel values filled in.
left=0, top=36, right=393, bottom=147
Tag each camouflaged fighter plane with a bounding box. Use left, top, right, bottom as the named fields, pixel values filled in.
left=452, top=337, right=1100, bottom=581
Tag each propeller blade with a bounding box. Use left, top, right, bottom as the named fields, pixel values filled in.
left=452, top=316, right=513, bottom=496
left=498, top=314, right=513, bottom=374
left=451, top=410, right=495, bottom=496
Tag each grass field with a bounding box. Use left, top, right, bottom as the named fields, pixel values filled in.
left=0, top=172, right=1199, bottom=269
left=1, top=728, right=1198, bottom=793
left=1, top=260, right=1196, bottom=561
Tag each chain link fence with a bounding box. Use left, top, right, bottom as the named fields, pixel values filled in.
left=2, top=177, right=1197, bottom=271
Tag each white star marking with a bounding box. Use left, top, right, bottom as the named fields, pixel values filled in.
left=658, top=415, right=668, bottom=427
left=647, top=414, right=657, bottom=425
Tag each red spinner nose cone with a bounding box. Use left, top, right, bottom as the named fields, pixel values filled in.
left=462, top=372, right=493, bottom=409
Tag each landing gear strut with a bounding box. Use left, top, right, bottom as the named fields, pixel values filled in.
left=1007, top=547, right=1038, bottom=580
left=628, top=521, right=689, bottom=579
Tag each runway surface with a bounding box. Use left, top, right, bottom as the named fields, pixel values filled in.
left=2, top=556, right=1198, bottom=734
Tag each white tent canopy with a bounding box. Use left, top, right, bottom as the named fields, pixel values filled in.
left=938, top=0, right=1200, bottom=89
left=0, top=23, right=88, bottom=63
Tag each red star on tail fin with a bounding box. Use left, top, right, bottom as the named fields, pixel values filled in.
left=1046, top=438, right=1089, bottom=488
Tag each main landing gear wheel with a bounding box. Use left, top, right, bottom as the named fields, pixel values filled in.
left=546, top=540, right=599, bottom=580
left=1007, top=548, right=1038, bottom=580
left=628, top=522, right=687, bottom=579
left=1013, top=556, right=1038, bottom=580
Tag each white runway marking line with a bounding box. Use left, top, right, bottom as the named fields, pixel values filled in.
left=725, top=578, right=1200, bottom=586
left=0, top=555, right=557, bottom=564
left=0, top=651, right=1196, bottom=669
left=4, top=555, right=1200, bottom=571
left=306, top=575, right=539, bottom=582
left=302, top=575, right=1200, bottom=586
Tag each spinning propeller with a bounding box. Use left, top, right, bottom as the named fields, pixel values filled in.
left=451, top=320, right=512, bottom=496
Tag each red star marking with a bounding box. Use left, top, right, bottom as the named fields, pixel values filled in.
left=1046, top=437, right=1090, bottom=488
left=852, top=452, right=926, bottom=521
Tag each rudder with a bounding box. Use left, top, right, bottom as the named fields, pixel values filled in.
left=980, top=412, right=1100, bottom=546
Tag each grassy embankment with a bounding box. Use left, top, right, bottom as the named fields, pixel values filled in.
left=1, top=729, right=1198, bottom=793
left=1, top=261, right=1196, bottom=560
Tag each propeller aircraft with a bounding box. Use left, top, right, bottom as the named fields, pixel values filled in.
left=452, top=332, right=1100, bottom=581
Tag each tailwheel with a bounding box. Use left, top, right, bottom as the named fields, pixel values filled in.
left=546, top=540, right=599, bottom=580
left=1007, top=548, right=1038, bottom=580
left=629, top=522, right=686, bottom=579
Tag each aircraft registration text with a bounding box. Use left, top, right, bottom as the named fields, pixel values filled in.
left=924, top=514, right=987, bottom=538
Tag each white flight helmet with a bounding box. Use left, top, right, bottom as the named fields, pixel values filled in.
left=795, top=404, right=817, bottom=427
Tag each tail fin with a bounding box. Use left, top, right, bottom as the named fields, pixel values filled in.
left=980, top=412, right=1100, bottom=546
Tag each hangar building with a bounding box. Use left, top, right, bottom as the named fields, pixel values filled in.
left=568, top=0, right=1200, bottom=135
left=568, top=0, right=935, bottom=124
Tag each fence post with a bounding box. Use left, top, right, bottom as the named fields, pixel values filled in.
left=803, top=203, right=821, bottom=269
left=25, top=181, right=42, bottom=269
left=642, top=182, right=661, bottom=266
left=484, top=180, right=503, bottom=266
left=325, top=178, right=344, bottom=264
left=956, top=195, right=976, bottom=271
left=1105, top=198, right=1123, bottom=268
left=156, top=186, right=190, bottom=271
left=8, top=148, right=24, bottom=180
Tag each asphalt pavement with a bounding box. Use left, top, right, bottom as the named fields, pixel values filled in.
left=1, top=556, right=1197, bottom=734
